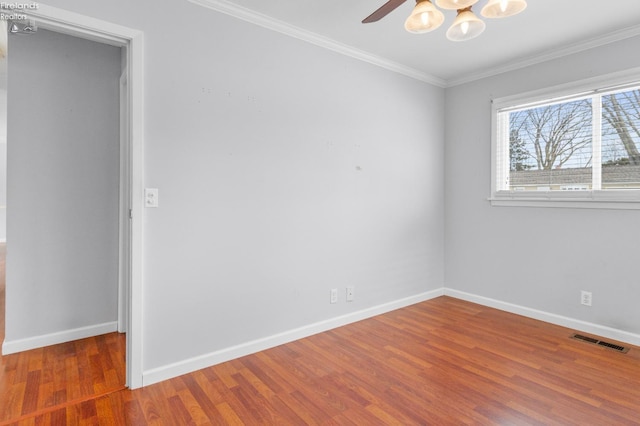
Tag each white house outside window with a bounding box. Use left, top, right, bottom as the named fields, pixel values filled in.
left=490, top=69, right=640, bottom=209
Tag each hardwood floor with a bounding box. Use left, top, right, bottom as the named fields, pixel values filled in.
left=0, top=244, right=126, bottom=424
left=0, top=332, right=126, bottom=424
left=4, top=292, right=640, bottom=425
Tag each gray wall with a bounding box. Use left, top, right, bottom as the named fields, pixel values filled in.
left=141, top=11, right=445, bottom=371
left=38, top=0, right=446, bottom=374
left=5, top=30, right=121, bottom=342
left=445, top=35, right=640, bottom=335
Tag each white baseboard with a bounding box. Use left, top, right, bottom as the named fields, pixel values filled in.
left=444, top=289, right=640, bottom=347
left=142, top=288, right=445, bottom=386
left=2, top=321, right=119, bottom=355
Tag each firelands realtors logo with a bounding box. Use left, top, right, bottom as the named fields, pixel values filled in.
left=1, top=2, right=39, bottom=21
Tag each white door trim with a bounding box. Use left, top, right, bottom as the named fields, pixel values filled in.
left=118, top=69, right=129, bottom=334
left=24, top=3, right=145, bottom=389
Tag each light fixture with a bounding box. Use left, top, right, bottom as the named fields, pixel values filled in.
left=481, top=0, right=527, bottom=18
left=446, top=6, right=485, bottom=41
left=407, top=0, right=527, bottom=41
left=405, top=0, right=445, bottom=34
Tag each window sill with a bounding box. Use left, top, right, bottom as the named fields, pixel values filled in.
left=489, top=191, right=640, bottom=210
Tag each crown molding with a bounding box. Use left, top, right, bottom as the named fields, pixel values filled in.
left=188, top=0, right=447, bottom=88
left=446, top=24, right=640, bottom=87
left=189, top=0, right=640, bottom=89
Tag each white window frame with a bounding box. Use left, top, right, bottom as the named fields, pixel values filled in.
left=490, top=67, right=640, bottom=210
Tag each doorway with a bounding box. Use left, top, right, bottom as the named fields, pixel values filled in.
left=0, top=24, right=129, bottom=422
left=5, top=25, right=123, bottom=349
left=0, top=5, right=144, bottom=389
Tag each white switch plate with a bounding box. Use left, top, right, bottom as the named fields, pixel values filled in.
left=145, top=188, right=159, bottom=208
left=330, top=288, right=338, bottom=304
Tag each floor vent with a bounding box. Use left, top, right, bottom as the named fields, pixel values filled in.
left=571, top=334, right=630, bottom=353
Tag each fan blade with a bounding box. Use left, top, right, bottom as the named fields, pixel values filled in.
left=362, top=0, right=407, bottom=23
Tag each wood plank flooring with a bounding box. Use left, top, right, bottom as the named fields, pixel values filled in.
left=0, top=332, right=126, bottom=424
left=0, top=243, right=126, bottom=424
left=4, top=292, right=640, bottom=424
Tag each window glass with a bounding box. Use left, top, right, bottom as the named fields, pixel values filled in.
left=508, top=98, right=593, bottom=191
left=601, top=89, right=640, bottom=189
left=495, top=85, right=640, bottom=195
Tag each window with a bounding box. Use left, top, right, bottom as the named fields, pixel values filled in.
left=491, top=69, right=640, bottom=209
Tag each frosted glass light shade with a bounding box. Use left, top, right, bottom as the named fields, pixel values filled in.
left=405, top=0, right=445, bottom=34
left=435, top=0, right=478, bottom=10
left=446, top=8, right=486, bottom=41
left=481, top=0, right=527, bottom=18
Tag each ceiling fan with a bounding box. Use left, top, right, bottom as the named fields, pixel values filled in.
left=362, top=0, right=527, bottom=41
left=362, top=0, right=408, bottom=24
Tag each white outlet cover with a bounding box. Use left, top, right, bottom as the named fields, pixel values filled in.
left=145, top=188, right=159, bottom=208
left=346, top=286, right=355, bottom=302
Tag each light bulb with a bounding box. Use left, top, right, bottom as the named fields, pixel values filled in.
left=421, top=12, right=429, bottom=24
left=461, top=21, right=469, bottom=34
left=500, top=0, right=508, bottom=12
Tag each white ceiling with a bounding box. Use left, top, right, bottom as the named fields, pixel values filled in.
left=191, top=0, right=640, bottom=87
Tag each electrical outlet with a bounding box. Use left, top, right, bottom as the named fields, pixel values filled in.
left=346, top=286, right=355, bottom=302
left=145, top=188, right=159, bottom=208
left=581, top=290, right=592, bottom=306
left=330, top=288, right=338, bottom=304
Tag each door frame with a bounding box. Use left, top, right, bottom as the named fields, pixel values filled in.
left=25, top=4, right=145, bottom=388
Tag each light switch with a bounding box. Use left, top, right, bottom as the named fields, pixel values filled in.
left=145, top=188, right=159, bottom=208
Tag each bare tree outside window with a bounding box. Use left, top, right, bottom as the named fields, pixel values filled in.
left=510, top=99, right=592, bottom=171
left=602, top=89, right=640, bottom=166
left=494, top=78, right=640, bottom=198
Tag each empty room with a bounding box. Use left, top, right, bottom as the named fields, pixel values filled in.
left=1, top=0, right=640, bottom=424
